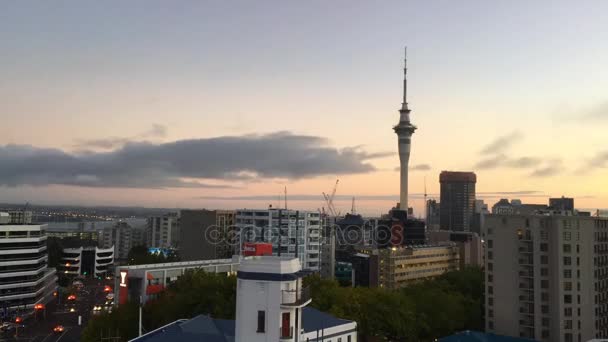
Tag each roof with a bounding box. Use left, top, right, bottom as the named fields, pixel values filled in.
left=302, top=307, right=354, bottom=332
left=129, top=315, right=235, bottom=342
left=131, top=308, right=354, bottom=342
left=440, top=331, right=536, bottom=342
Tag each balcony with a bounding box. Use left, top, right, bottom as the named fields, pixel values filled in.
left=281, top=286, right=312, bottom=308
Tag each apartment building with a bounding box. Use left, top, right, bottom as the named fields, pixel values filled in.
left=0, top=219, right=57, bottom=312
left=98, top=222, right=146, bottom=260
left=361, top=244, right=460, bottom=289
left=484, top=213, right=608, bottom=341
left=179, top=209, right=236, bottom=261
left=235, top=209, right=321, bottom=271
left=146, top=213, right=180, bottom=249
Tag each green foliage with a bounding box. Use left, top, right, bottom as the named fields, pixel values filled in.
left=83, top=267, right=482, bottom=342
left=305, top=266, right=484, bottom=341
left=127, top=245, right=180, bottom=265
left=82, top=270, right=236, bottom=342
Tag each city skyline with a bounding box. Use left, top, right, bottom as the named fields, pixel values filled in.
left=1, top=1, right=607, bottom=215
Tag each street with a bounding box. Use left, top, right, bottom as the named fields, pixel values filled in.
left=1, top=277, right=113, bottom=342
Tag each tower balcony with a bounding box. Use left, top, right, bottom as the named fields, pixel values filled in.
left=281, top=286, right=311, bottom=308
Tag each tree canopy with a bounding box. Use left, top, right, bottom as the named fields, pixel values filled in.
left=127, top=245, right=180, bottom=265
left=82, top=267, right=483, bottom=342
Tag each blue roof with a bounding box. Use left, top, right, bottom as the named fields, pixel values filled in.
left=302, top=307, right=354, bottom=332
left=440, top=331, right=537, bottom=342
left=131, top=308, right=354, bottom=342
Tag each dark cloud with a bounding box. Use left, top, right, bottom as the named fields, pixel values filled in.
left=0, top=132, right=390, bottom=189
left=74, top=124, right=168, bottom=150
left=475, top=154, right=505, bottom=169
left=480, top=131, right=523, bottom=155
left=198, top=190, right=544, bottom=201
left=410, top=164, right=431, bottom=171
left=504, top=157, right=542, bottom=168
left=530, top=160, right=563, bottom=177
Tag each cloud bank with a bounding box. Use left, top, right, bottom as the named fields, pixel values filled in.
left=0, top=132, right=390, bottom=189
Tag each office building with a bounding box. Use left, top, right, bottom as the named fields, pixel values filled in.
left=98, top=222, right=146, bottom=260
left=550, top=197, right=575, bottom=211
left=0, top=218, right=58, bottom=312
left=439, top=171, right=477, bottom=231
left=235, top=209, right=321, bottom=271
left=47, top=229, right=99, bottom=241
left=130, top=256, right=357, bottom=342
left=358, top=244, right=460, bottom=289
left=484, top=213, right=608, bottom=341
left=426, top=199, right=441, bottom=231
left=428, top=230, right=483, bottom=268
left=59, top=246, right=114, bottom=278
left=146, top=213, right=180, bottom=249
left=179, top=209, right=236, bottom=261
left=6, top=210, right=33, bottom=224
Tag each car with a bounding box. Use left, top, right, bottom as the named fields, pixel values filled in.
left=103, top=285, right=112, bottom=292
left=93, top=305, right=102, bottom=311
left=53, top=325, right=65, bottom=333
left=67, top=294, right=76, bottom=301
left=0, top=322, right=14, bottom=332
left=106, top=293, right=114, bottom=300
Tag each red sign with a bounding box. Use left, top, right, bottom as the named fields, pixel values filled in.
left=119, top=269, right=129, bottom=305
left=242, top=243, right=273, bottom=256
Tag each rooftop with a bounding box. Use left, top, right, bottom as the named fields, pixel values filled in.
left=440, top=331, right=535, bottom=342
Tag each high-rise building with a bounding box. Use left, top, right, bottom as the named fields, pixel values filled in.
left=484, top=213, right=608, bottom=341
left=59, top=246, right=114, bottom=278
left=426, top=199, right=441, bottom=231
left=439, top=171, right=477, bottom=231
left=0, top=218, right=58, bottom=312
left=550, top=197, right=575, bottom=211
left=235, top=209, right=321, bottom=271
left=179, top=209, right=236, bottom=261
left=146, top=213, right=180, bottom=249
left=7, top=210, right=33, bottom=224
left=393, top=48, right=417, bottom=212
left=98, top=222, right=145, bottom=260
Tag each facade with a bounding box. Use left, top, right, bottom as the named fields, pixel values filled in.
left=428, top=230, right=484, bottom=268
left=484, top=213, right=608, bottom=341
left=47, top=229, right=99, bottom=241
left=179, top=209, right=236, bottom=261
left=6, top=210, right=33, bottom=224
left=393, top=49, right=417, bottom=211
left=426, top=199, right=441, bottom=231
left=439, top=171, right=477, bottom=231
left=130, top=256, right=357, bottom=342
left=98, top=222, right=146, bottom=260
left=59, top=246, right=114, bottom=278
left=492, top=199, right=549, bottom=215
left=235, top=209, right=321, bottom=271
left=362, top=244, right=460, bottom=289
left=0, top=221, right=58, bottom=312
left=550, top=197, right=575, bottom=211
left=115, top=257, right=241, bottom=305
left=146, top=213, right=180, bottom=249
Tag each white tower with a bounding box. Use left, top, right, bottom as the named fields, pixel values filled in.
left=393, top=47, right=417, bottom=212
left=235, top=256, right=311, bottom=342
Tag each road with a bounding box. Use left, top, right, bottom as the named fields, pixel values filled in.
left=0, top=277, right=113, bottom=342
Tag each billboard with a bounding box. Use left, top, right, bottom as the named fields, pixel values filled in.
left=242, top=242, right=273, bottom=256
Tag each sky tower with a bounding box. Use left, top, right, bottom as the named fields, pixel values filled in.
left=393, top=47, right=417, bottom=212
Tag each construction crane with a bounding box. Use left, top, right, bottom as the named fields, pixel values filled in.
left=322, top=179, right=340, bottom=217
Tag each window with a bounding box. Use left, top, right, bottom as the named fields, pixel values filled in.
left=564, top=231, right=572, bottom=241
left=540, top=230, right=548, bottom=240
left=564, top=256, right=572, bottom=265
left=542, top=305, right=549, bottom=314
left=542, top=330, right=550, bottom=339
left=541, top=255, right=549, bottom=264
left=541, top=292, right=549, bottom=301
left=488, top=251, right=493, bottom=260
left=488, top=240, right=493, bottom=248
left=565, top=333, right=573, bottom=342
left=488, top=274, right=493, bottom=282
left=564, top=244, right=572, bottom=253
left=488, top=286, right=493, bottom=294
left=564, top=320, right=573, bottom=329
left=487, top=228, right=493, bottom=235
left=565, top=307, right=572, bottom=316
left=542, top=318, right=550, bottom=327
left=488, top=263, right=493, bottom=271
left=564, top=295, right=572, bottom=304
left=489, top=309, right=494, bottom=318
left=541, top=268, right=549, bottom=276
left=564, top=282, right=572, bottom=291
left=338, top=339, right=342, bottom=342
left=257, top=310, right=265, bottom=333
left=348, top=336, right=351, bottom=342
left=540, top=243, right=548, bottom=252
left=564, top=269, right=572, bottom=278
left=489, top=321, right=494, bottom=329
left=488, top=297, right=494, bottom=306
left=541, top=280, right=549, bottom=288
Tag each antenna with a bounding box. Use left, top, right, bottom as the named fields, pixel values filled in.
left=424, top=176, right=428, bottom=219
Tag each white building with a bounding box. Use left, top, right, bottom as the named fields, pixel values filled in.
left=236, top=209, right=321, bottom=271
left=0, top=220, right=57, bottom=312
left=130, top=256, right=357, bottom=342
left=485, top=213, right=608, bottom=341
left=59, top=246, right=114, bottom=278
left=146, top=213, right=180, bottom=249
left=99, top=222, right=146, bottom=260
